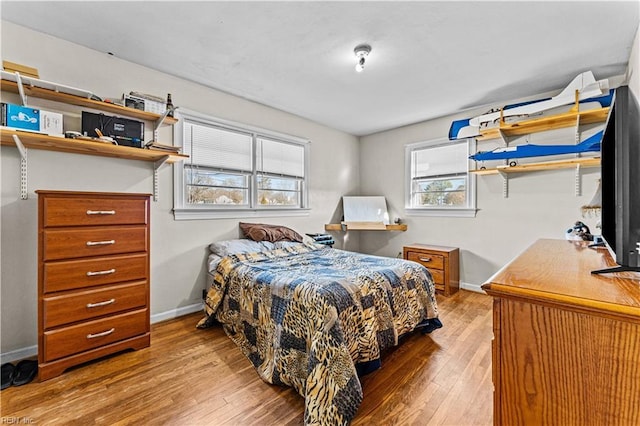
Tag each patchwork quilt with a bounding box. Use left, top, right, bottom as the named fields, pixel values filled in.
left=198, top=243, right=440, bottom=425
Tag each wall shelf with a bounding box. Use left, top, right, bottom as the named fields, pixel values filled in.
left=1, top=128, right=187, bottom=163
left=470, top=156, right=600, bottom=198
left=2, top=74, right=184, bottom=201
left=476, top=106, right=609, bottom=141
left=324, top=223, right=408, bottom=232
left=470, top=156, right=600, bottom=175
left=1, top=79, right=178, bottom=125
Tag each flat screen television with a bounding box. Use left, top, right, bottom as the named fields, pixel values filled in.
left=592, top=85, right=640, bottom=274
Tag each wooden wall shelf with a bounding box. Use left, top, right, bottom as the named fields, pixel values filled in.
left=470, top=156, right=600, bottom=175
left=1, top=79, right=178, bottom=125
left=1, top=128, right=187, bottom=163
left=324, top=223, right=408, bottom=232
left=476, top=107, right=609, bottom=141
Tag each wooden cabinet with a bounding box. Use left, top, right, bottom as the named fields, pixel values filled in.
left=482, top=239, right=640, bottom=425
left=403, top=244, right=459, bottom=296
left=37, top=190, right=151, bottom=381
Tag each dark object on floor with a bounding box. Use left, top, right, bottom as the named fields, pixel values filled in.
left=1, top=363, right=15, bottom=390
left=416, top=317, right=444, bottom=334
left=11, top=359, right=38, bottom=386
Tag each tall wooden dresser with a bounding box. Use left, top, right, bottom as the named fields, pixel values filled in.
left=37, top=190, right=151, bottom=380
left=482, top=239, right=640, bottom=425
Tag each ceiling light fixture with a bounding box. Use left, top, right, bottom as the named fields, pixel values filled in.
left=354, top=44, right=371, bottom=73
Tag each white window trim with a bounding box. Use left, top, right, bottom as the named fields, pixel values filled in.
left=404, top=137, right=477, bottom=218
left=173, top=109, right=310, bottom=220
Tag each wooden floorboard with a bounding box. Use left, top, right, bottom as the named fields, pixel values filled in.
left=1, top=290, right=493, bottom=425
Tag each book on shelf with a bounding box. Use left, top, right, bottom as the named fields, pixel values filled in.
left=144, top=140, right=181, bottom=153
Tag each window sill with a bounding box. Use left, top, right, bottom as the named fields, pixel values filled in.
left=173, top=207, right=311, bottom=221
left=405, top=207, right=477, bottom=218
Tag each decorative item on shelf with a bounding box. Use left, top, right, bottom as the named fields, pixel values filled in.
left=127, top=91, right=167, bottom=114
left=449, top=70, right=612, bottom=141
left=144, top=140, right=180, bottom=153
left=166, top=93, right=174, bottom=117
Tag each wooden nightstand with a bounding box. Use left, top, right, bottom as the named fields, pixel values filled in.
left=403, top=244, right=459, bottom=296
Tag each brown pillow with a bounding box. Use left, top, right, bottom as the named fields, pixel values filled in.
left=239, top=222, right=303, bottom=243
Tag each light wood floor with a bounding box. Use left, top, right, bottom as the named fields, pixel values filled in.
left=1, top=290, right=493, bottom=425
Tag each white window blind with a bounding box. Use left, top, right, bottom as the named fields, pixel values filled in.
left=405, top=138, right=477, bottom=217
left=256, top=137, right=305, bottom=178
left=412, top=142, right=468, bottom=179
left=184, top=122, right=252, bottom=172
left=174, top=109, right=310, bottom=219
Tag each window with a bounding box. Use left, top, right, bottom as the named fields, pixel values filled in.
left=174, top=110, right=309, bottom=220
left=405, top=138, right=476, bottom=217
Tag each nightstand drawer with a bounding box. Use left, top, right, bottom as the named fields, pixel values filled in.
left=43, top=253, right=147, bottom=293
left=43, top=226, right=147, bottom=261
left=406, top=251, right=445, bottom=270
left=43, top=308, right=148, bottom=362
left=429, top=268, right=444, bottom=285
left=43, top=281, right=147, bottom=329
left=43, top=197, right=148, bottom=227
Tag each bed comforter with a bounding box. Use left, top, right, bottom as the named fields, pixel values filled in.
left=198, top=243, right=440, bottom=425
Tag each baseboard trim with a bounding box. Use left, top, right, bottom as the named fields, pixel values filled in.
left=150, top=302, right=203, bottom=324
left=460, top=281, right=485, bottom=294
left=1, top=303, right=204, bottom=364
left=0, top=345, right=37, bottom=364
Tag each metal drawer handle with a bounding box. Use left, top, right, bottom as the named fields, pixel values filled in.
left=86, top=299, right=115, bottom=308
left=86, top=268, right=116, bottom=277
left=86, top=328, right=115, bottom=339
left=86, top=210, right=116, bottom=215
left=419, top=256, right=432, bottom=262
left=86, top=240, right=115, bottom=246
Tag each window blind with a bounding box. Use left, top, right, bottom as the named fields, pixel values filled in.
left=256, top=137, right=305, bottom=178
left=184, top=122, right=252, bottom=172
left=412, top=142, right=468, bottom=179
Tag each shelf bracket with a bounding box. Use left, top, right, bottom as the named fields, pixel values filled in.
left=498, top=169, right=509, bottom=198
left=575, top=163, right=582, bottom=196
left=152, top=155, right=171, bottom=202
left=12, top=134, right=28, bottom=200
left=14, top=72, right=28, bottom=106
left=151, top=107, right=178, bottom=144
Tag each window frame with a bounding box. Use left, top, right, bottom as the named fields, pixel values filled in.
left=404, top=137, right=477, bottom=218
left=173, top=109, right=310, bottom=220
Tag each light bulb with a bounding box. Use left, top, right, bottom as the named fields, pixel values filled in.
left=353, top=44, right=371, bottom=73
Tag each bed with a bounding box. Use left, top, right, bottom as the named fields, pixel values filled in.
left=198, top=225, right=442, bottom=425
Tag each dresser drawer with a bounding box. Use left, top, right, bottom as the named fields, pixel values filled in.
left=406, top=251, right=445, bottom=270
left=43, top=226, right=147, bottom=261
left=42, top=197, right=148, bottom=227
left=43, top=281, right=148, bottom=329
left=43, top=253, right=147, bottom=293
left=43, top=308, right=148, bottom=362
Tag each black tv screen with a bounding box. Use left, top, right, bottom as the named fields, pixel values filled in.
left=595, top=85, right=640, bottom=274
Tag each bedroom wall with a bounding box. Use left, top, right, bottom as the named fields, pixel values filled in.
left=0, top=22, right=360, bottom=359
left=358, top=22, right=639, bottom=289
left=358, top=113, right=602, bottom=289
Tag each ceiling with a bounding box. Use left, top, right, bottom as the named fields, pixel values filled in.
left=2, top=1, right=639, bottom=136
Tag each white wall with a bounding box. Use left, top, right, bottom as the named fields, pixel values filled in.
left=358, top=21, right=639, bottom=289
left=359, top=113, right=603, bottom=288
left=629, top=24, right=640, bottom=98
left=0, top=22, right=360, bottom=358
